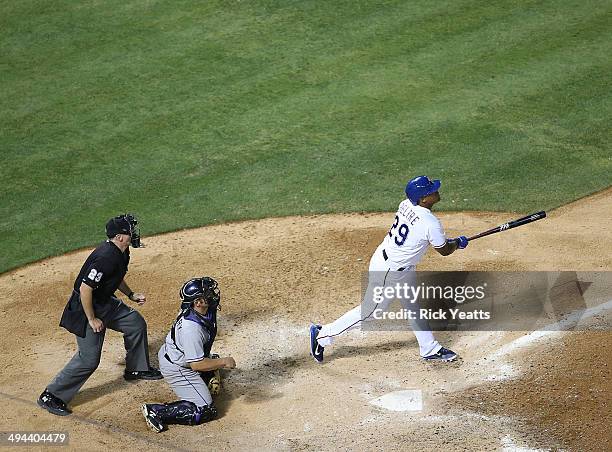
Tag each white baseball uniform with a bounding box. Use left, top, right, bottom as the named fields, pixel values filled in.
left=317, top=200, right=447, bottom=357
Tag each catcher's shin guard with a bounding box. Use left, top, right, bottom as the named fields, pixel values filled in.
left=154, top=400, right=217, bottom=426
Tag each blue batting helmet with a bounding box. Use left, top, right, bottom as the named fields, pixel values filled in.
left=405, top=176, right=441, bottom=205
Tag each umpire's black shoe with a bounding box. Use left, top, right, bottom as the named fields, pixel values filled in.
left=37, top=390, right=72, bottom=416
left=124, top=368, right=163, bottom=381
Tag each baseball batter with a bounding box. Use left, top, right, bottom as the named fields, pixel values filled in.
left=310, top=176, right=468, bottom=362
left=142, top=277, right=236, bottom=433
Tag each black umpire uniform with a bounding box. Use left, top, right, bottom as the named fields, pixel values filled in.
left=37, top=214, right=161, bottom=416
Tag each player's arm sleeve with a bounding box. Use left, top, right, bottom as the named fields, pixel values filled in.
left=183, top=325, right=210, bottom=363
left=81, top=258, right=113, bottom=290
left=428, top=219, right=447, bottom=249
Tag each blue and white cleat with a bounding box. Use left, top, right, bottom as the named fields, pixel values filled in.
left=423, top=347, right=458, bottom=362
left=309, top=324, right=324, bottom=363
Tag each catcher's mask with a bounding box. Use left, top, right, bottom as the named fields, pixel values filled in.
left=179, top=277, right=221, bottom=311
left=105, top=213, right=143, bottom=248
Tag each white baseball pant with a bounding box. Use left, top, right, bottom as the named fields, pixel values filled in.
left=316, top=244, right=442, bottom=357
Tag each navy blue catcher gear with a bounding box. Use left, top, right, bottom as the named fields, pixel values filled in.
left=144, top=401, right=217, bottom=426
left=172, top=277, right=220, bottom=360
left=179, top=277, right=221, bottom=311
left=170, top=308, right=217, bottom=359
left=405, top=176, right=441, bottom=205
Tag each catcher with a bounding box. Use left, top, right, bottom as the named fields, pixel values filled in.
left=141, top=277, right=236, bottom=433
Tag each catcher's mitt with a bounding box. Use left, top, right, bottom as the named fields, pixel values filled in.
left=200, top=354, right=222, bottom=396
left=207, top=369, right=222, bottom=396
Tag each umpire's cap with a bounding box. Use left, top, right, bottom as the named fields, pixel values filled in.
left=106, top=214, right=134, bottom=238
left=105, top=213, right=143, bottom=247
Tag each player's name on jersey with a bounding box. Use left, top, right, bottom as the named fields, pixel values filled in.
left=372, top=308, right=491, bottom=321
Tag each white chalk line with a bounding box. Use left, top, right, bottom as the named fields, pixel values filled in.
left=487, top=298, right=612, bottom=362
left=501, top=435, right=547, bottom=452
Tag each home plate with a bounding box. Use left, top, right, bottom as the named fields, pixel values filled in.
left=369, top=390, right=423, bottom=412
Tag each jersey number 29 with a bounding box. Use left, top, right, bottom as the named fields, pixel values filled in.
left=388, top=215, right=409, bottom=246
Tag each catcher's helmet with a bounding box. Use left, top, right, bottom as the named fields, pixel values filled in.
left=179, top=277, right=221, bottom=311
left=105, top=213, right=143, bottom=248
left=405, top=176, right=441, bottom=205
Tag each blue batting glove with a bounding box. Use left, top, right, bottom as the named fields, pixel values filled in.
left=454, top=236, right=468, bottom=249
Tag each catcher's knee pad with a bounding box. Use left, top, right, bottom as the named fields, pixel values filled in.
left=157, top=400, right=217, bottom=426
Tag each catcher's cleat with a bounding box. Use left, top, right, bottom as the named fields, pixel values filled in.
left=142, top=404, right=165, bottom=433
left=423, top=347, right=458, bottom=362
left=309, top=324, right=324, bottom=363
left=37, top=390, right=72, bottom=416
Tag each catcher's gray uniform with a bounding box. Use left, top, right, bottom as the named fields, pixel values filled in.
left=141, top=277, right=221, bottom=433
left=158, top=311, right=213, bottom=407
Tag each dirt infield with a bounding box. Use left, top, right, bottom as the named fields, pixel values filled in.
left=0, top=189, right=610, bottom=451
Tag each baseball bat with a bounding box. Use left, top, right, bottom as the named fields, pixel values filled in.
left=467, top=211, right=546, bottom=241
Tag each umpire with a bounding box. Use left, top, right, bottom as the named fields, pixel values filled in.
left=38, top=214, right=162, bottom=416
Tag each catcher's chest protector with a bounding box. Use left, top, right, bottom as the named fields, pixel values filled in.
left=171, top=309, right=217, bottom=358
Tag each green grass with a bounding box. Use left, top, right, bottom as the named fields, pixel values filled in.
left=1, top=0, right=611, bottom=272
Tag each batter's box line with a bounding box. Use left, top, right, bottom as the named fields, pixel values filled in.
left=486, top=298, right=612, bottom=362
left=0, top=390, right=190, bottom=452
